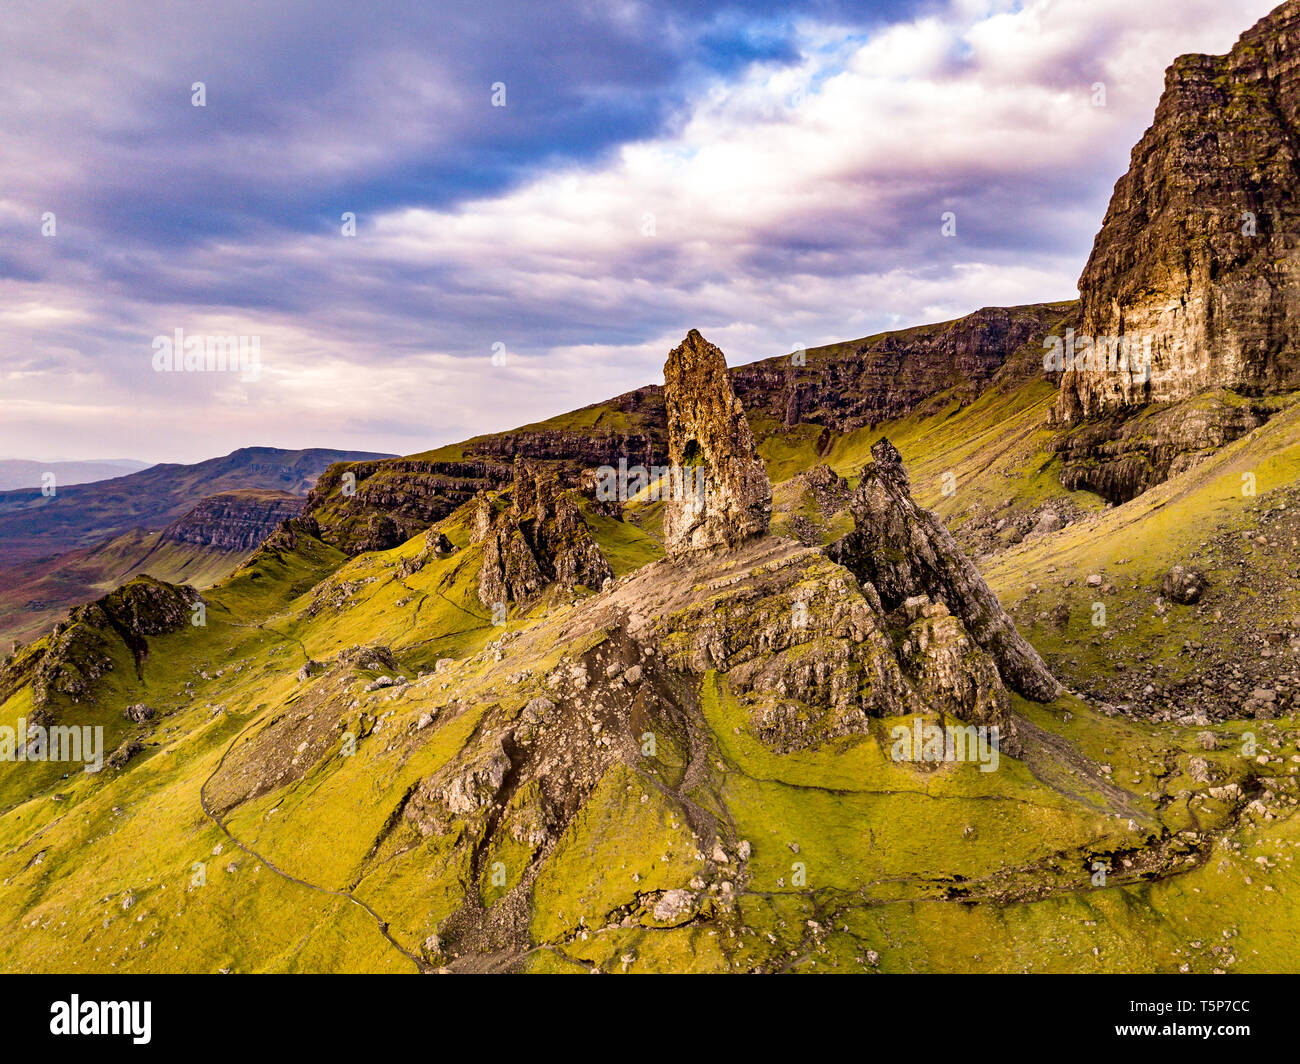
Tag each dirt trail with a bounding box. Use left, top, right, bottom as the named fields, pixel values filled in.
left=198, top=718, right=430, bottom=974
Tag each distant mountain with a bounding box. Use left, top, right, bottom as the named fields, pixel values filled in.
left=0, top=458, right=151, bottom=492
left=0, top=446, right=392, bottom=563
left=0, top=489, right=307, bottom=648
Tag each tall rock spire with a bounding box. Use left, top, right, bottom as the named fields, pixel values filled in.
left=661, top=330, right=771, bottom=554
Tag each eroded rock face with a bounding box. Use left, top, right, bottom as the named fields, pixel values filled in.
left=160, top=490, right=305, bottom=553
left=899, top=596, right=1016, bottom=747
left=740, top=303, right=1070, bottom=431
left=1051, top=393, right=1272, bottom=503
left=830, top=439, right=1061, bottom=703
left=474, top=460, right=612, bottom=609
left=659, top=549, right=914, bottom=744
left=661, top=331, right=772, bottom=555
left=1056, top=1, right=1300, bottom=423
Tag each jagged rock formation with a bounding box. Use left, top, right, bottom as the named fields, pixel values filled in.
left=645, top=539, right=1022, bottom=753
left=292, top=306, right=1068, bottom=558
left=1056, top=1, right=1300, bottom=424
left=159, top=489, right=305, bottom=552
left=830, top=439, right=1061, bottom=702
left=0, top=576, right=198, bottom=711
left=793, top=463, right=850, bottom=515
left=898, top=595, right=1011, bottom=739
left=473, top=460, right=612, bottom=609
left=661, top=331, right=772, bottom=554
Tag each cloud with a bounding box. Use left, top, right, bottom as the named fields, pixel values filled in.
left=0, top=0, right=1279, bottom=462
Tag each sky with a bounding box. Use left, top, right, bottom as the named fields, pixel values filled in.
left=0, top=0, right=1280, bottom=463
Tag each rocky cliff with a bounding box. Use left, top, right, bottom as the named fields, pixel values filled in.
left=159, top=490, right=305, bottom=553
left=472, top=459, right=613, bottom=609
left=1056, top=0, right=1300, bottom=423
left=743, top=303, right=1071, bottom=431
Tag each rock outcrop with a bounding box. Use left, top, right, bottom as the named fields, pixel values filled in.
left=1162, top=564, right=1209, bottom=605
left=1056, top=0, right=1300, bottom=423
left=0, top=576, right=199, bottom=711
left=160, top=489, right=305, bottom=552
left=898, top=595, right=1012, bottom=739
left=830, top=439, right=1061, bottom=702
left=793, top=463, right=850, bottom=515
left=473, top=460, right=612, bottom=609
left=661, top=331, right=772, bottom=554
left=1051, top=392, right=1273, bottom=503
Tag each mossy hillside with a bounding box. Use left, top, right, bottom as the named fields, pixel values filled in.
left=219, top=670, right=501, bottom=899
left=529, top=763, right=703, bottom=943
left=512, top=665, right=1292, bottom=974
left=0, top=677, right=413, bottom=973
left=407, top=397, right=665, bottom=466
left=699, top=673, right=1131, bottom=894
left=755, top=375, right=1102, bottom=541
left=0, top=528, right=253, bottom=649
left=0, top=526, right=416, bottom=972
left=981, top=394, right=1300, bottom=697
left=580, top=505, right=664, bottom=578
left=985, top=395, right=1300, bottom=596
left=0, top=638, right=142, bottom=809
left=1, top=414, right=1296, bottom=973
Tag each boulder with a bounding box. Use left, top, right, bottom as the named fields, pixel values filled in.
left=1161, top=565, right=1208, bottom=605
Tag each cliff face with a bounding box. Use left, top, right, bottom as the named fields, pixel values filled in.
left=1057, top=0, right=1300, bottom=423
left=160, top=490, right=304, bottom=553
left=740, top=303, right=1070, bottom=432
left=1051, top=392, right=1273, bottom=503
left=298, top=458, right=513, bottom=555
